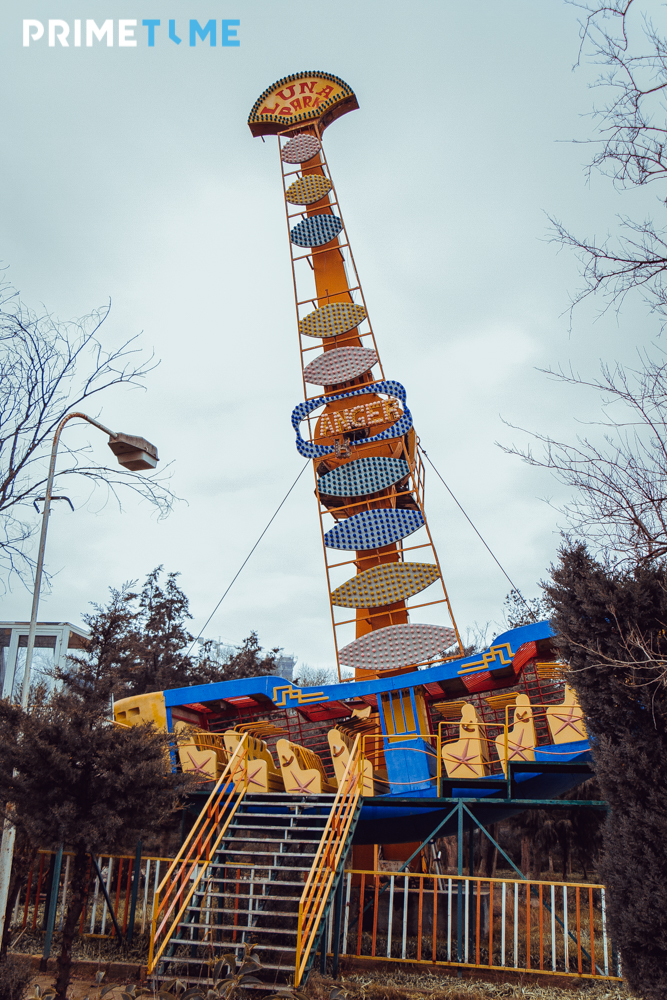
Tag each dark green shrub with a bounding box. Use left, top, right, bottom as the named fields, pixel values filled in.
left=0, top=956, right=33, bottom=1000
left=546, top=543, right=667, bottom=1000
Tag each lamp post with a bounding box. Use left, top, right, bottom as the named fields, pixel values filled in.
left=0, top=411, right=159, bottom=940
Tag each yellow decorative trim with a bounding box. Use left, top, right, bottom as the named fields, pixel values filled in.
left=272, top=684, right=328, bottom=707
left=457, top=642, right=513, bottom=675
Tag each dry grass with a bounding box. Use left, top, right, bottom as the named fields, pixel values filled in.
left=304, top=971, right=638, bottom=1000
left=9, top=930, right=149, bottom=964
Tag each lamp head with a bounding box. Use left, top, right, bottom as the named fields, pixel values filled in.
left=108, top=433, right=158, bottom=471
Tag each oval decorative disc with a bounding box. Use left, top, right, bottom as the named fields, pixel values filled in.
left=338, top=623, right=458, bottom=671
left=303, top=347, right=378, bottom=386
left=290, top=214, right=343, bottom=248
left=331, top=563, right=441, bottom=608
left=281, top=134, right=321, bottom=164
left=299, top=302, right=367, bottom=339
left=318, top=457, right=409, bottom=498
left=324, top=509, right=425, bottom=551
left=286, top=175, right=332, bottom=206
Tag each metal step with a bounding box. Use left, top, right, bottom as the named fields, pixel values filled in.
left=229, top=811, right=330, bottom=821
left=152, top=960, right=296, bottom=978
left=187, top=885, right=303, bottom=898
left=206, top=861, right=313, bottom=872
left=222, top=826, right=321, bottom=844
left=229, top=823, right=327, bottom=833
left=215, top=845, right=319, bottom=855
left=177, top=921, right=298, bottom=935
left=167, top=943, right=297, bottom=956
left=242, top=792, right=336, bottom=799
left=184, top=903, right=301, bottom=916
left=216, top=852, right=318, bottom=861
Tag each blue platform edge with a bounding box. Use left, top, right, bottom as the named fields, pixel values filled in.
left=163, top=620, right=556, bottom=711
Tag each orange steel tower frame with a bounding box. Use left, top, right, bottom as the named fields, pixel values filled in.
left=249, top=73, right=463, bottom=681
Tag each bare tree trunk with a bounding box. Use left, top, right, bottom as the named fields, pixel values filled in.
left=479, top=825, right=498, bottom=877
left=54, top=850, right=89, bottom=1000
left=520, top=836, right=531, bottom=877
left=442, top=836, right=457, bottom=873
left=532, top=848, right=542, bottom=881
left=489, top=824, right=498, bottom=878
left=1, top=836, right=38, bottom=959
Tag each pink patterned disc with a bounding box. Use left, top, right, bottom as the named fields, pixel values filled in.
left=281, top=134, right=321, bottom=164
left=303, top=347, right=378, bottom=386
left=338, top=623, right=458, bottom=671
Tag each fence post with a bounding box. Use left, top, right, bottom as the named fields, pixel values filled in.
left=332, top=874, right=344, bottom=979
left=457, top=801, right=463, bottom=963
left=41, top=845, right=63, bottom=967
left=91, top=855, right=123, bottom=940
left=126, top=841, right=142, bottom=945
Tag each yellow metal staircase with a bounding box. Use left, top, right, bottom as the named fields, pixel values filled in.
left=149, top=735, right=362, bottom=987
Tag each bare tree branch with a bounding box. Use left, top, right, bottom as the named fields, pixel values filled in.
left=558, top=1, right=667, bottom=325
left=501, top=352, right=667, bottom=563
left=0, top=279, right=178, bottom=591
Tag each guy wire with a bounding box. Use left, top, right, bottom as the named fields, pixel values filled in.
left=418, top=443, right=538, bottom=623
left=187, top=460, right=311, bottom=655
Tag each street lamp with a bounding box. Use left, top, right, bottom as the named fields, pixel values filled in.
left=20, top=412, right=158, bottom=709
left=0, top=411, right=159, bottom=939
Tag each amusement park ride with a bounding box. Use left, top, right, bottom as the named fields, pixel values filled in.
left=113, top=72, right=598, bottom=985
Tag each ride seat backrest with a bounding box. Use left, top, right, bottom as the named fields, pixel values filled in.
left=276, top=739, right=327, bottom=780
left=194, top=731, right=229, bottom=767
left=172, top=721, right=219, bottom=780
left=222, top=731, right=279, bottom=772
left=293, top=741, right=328, bottom=781
left=333, top=728, right=354, bottom=753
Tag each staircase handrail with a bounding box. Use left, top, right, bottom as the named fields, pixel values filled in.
left=295, top=734, right=362, bottom=986
left=148, top=732, right=250, bottom=973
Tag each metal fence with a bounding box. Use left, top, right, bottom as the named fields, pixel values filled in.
left=11, top=852, right=623, bottom=983
left=331, top=870, right=622, bottom=981
left=11, top=849, right=172, bottom=945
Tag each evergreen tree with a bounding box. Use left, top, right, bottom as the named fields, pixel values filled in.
left=0, top=685, right=192, bottom=1000
left=502, top=588, right=550, bottom=629
left=546, top=543, right=667, bottom=999
left=191, top=631, right=280, bottom=686
left=126, top=566, right=194, bottom=694
left=67, top=569, right=282, bottom=698
left=59, top=583, right=139, bottom=705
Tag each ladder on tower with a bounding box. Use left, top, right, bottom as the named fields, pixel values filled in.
left=149, top=735, right=362, bottom=987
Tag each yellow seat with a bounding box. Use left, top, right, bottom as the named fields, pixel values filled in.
left=327, top=728, right=373, bottom=795
left=194, top=731, right=230, bottom=772
left=276, top=738, right=337, bottom=795
left=173, top=721, right=218, bottom=781
left=442, top=704, right=489, bottom=780
left=223, top=731, right=284, bottom=793
left=546, top=685, right=587, bottom=743
left=494, top=694, right=537, bottom=776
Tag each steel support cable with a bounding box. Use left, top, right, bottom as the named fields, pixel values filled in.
left=187, top=460, right=310, bottom=655
left=418, top=443, right=538, bottom=623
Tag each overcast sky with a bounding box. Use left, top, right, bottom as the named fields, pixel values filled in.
left=0, top=1, right=660, bottom=673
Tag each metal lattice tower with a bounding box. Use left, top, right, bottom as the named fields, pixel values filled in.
left=249, top=73, right=463, bottom=681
